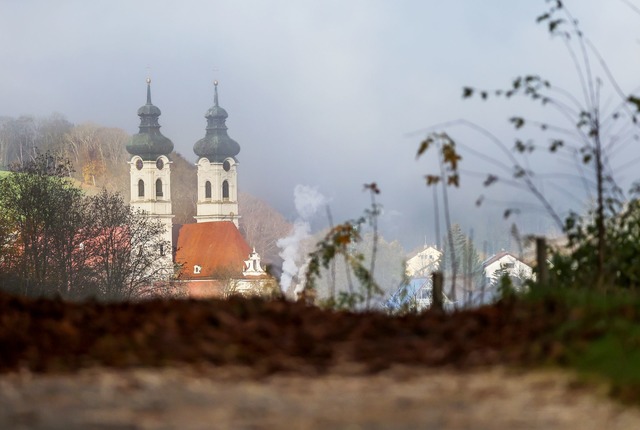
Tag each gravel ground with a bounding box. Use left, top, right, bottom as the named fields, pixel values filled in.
left=1, top=365, right=639, bottom=430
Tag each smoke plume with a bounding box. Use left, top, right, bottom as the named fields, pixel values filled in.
left=277, top=185, right=328, bottom=294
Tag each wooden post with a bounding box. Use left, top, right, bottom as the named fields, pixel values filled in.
left=536, top=237, right=548, bottom=286
left=432, top=271, right=444, bottom=311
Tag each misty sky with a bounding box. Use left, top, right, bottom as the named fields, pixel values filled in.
left=2, top=1, right=640, bottom=252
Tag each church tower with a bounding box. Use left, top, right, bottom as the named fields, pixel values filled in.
left=126, top=78, right=174, bottom=257
left=193, top=81, right=241, bottom=226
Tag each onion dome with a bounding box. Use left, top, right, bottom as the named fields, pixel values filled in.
left=193, top=81, right=240, bottom=162
left=126, top=78, right=174, bottom=160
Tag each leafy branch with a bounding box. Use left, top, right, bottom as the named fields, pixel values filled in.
left=303, top=183, right=383, bottom=310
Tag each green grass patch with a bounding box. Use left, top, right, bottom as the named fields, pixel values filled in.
left=525, top=287, right=640, bottom=403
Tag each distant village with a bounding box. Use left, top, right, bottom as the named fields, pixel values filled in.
left=389, top=245, right=534, bottom=312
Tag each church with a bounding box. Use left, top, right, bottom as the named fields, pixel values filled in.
left=125, top=78, right=276, bottom=298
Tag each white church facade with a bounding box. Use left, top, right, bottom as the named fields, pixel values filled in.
left=126, top=79, right=275, bottom=298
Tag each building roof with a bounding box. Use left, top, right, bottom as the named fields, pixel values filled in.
left=174, top=221, right=251, bottom=279
left=406, top=245, right=441, bottom=261
left=193, top=81, right=240, bottom=162
left=126, top=79, right=174, bottom=160
left=482, top=251, right=519, bottom=267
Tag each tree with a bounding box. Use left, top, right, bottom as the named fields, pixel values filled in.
left=84, top=189, right=176, bottom=301
left=418, top=2, right=640, bottom=290
left=0, top=116, right=38, bottom=168
left=303, top=184, right=398, bottom=310
left=239, top=191, right=292, bottom=269
left=0, top=114, right=73, bottom=170
left=33, top=113, right=74, bottom=156
left=550, top=196, right=640, bottom=289
left=315, top=231, right=405, bottom=307
left=0, top=153, right=176, bottom=301
left=439, top=224, right=484, bottom=303
left=0, top=153, right=89, bottom=297
left=62, top=123, right=129, bottom=190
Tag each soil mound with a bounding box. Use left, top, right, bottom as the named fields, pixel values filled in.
left=0, top=292, right=563, bottom=374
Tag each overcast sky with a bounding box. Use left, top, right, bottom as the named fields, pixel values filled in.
left=2, top=1, right=640, bottom=252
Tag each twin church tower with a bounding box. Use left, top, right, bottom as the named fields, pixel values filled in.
left=125, top=79, right=241, bottom=254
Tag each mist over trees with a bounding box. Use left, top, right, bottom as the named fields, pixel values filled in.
left=0, top=115, right=128, bottom=192
left=238, top=192, right=292, bottom=270
left=0, top=114, right=72, bottom=169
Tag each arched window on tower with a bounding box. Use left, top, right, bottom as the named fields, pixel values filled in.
left=156, top=179, right=163, bottom=197
left=205, top=181, right=212, bottom=199
left=138, top=179, right=144, bottom=198
left=222, top=180, right=229, bottom=200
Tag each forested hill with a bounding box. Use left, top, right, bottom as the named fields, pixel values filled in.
left=0, top=114, right=129, bottom=193
left=0, top=114, right=292, bottom=265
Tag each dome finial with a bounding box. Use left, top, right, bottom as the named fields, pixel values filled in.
left=194, top=80, right=240, bottom=160
left=126, top=79, right=174, bottom=159
left=146, top=77, right=152, bottom=105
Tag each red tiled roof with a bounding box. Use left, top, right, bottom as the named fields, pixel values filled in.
left=174, top=222, right=251, bottom=279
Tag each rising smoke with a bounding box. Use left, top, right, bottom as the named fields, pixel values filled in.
left=277, top=185, right=329, bottom=294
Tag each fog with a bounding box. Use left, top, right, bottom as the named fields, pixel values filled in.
left=2, top=0, right=640, bottom=252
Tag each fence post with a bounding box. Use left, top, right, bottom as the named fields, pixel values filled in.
left=536, top=237, right=548, bottom=286
left=432, top=271, right=444, bottom=311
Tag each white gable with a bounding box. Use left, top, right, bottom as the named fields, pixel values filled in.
left=484, top=253, right=533, bottom=282
left=406, top=246, right=442, bottom=277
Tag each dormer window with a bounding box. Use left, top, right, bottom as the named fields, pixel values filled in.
left=194, top=265, right=202, bottom=274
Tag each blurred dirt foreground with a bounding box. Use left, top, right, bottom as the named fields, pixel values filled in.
left=1, top=366, right=640, bottom=429
left=2, top=293, right=640, bottom=428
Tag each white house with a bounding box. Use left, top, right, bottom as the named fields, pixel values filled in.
left=483, top=251, right=533, bottom=287
left=405, top=245, right=442, bottom=277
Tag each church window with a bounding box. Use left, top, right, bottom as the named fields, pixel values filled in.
left=205, top=181, right=212, bottom=199
left=138, top=180, right=144, bottom=197
left=222, top=180, right=229, bottom=200
left=160, top=245, right=165, bottom=256
left=156, top=179, right=163, bottom=197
